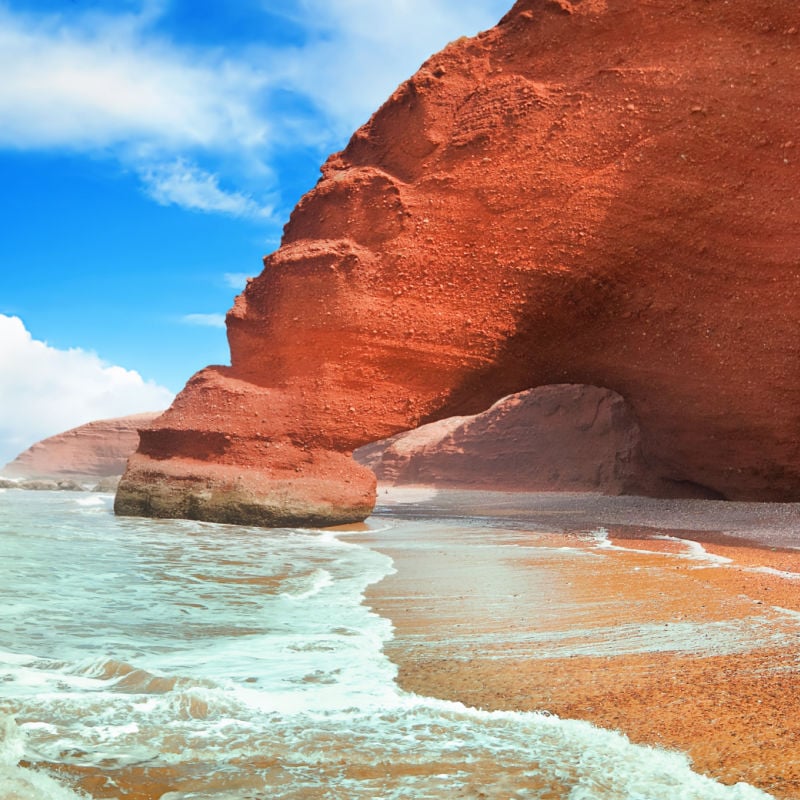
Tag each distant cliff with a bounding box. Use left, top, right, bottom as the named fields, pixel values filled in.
left=118, top=0, right=800, bottom=526
left=3, top=412, right=162, bottom=481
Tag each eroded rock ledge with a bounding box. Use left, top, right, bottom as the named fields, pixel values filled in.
left=117, top=0, right=800, bottom=526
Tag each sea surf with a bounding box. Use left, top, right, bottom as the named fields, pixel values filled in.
left=0, top=490, right=777, bottom=799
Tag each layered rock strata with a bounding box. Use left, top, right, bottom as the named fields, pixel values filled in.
left=4, top=413, right=161, bottom=482
left=355, top=384, right=695, bottom=496
left=117, top=0, right=800, bottom=526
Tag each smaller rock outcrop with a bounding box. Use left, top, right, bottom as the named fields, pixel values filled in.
left=355, top=385, right=701, bottom=496
left=2, top=412, right=162, bottom=482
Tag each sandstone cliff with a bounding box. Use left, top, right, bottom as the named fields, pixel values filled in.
left=117, top=0, right=800, bottom=526
left=354, top=384, right=696, bottom=496
left=3, top=413, right=162, bottom=482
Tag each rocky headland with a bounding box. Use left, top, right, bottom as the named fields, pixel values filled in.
left=117, top=0, right=800, bottom=526
left=3, top=412, right=161, bottom=489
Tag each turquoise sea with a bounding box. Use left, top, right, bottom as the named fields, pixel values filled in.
left=0, top=489, right=777, bottom=799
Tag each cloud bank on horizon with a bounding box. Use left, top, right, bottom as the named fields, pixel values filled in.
left=0, top=0, right=509, bottom=454
left=0, top=315, right=174, bottom=467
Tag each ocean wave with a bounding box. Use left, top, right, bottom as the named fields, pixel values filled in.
left=71, top=657, right=219, bottom=697
left=279, top=568, right=334, bottom=600
left=73, top=496, right=109, bottom=508
left=1, top=717, right=89, bottom=800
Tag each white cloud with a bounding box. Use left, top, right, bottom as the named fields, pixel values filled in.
left=141, top=160, right=275, bottom=219
left=0, top=315, right=174, bottom=466
left=0, top=3, right=273, bottom=216
left=0, top=6, right=270, bottom=152
left=223, top=273, right=251, bottom=290
left=0, top=1, right=508, bottom=215
left=268, top=0, right=510, bottom=134
left=181, top=313, right=227, bottom=329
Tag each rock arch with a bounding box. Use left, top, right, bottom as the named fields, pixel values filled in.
left=116, top=0, right=800, bottom=526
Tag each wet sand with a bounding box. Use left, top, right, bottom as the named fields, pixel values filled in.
left=362, top=489, right=800, bottom=799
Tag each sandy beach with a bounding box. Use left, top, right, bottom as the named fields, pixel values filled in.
left=361, top=489, right=800, bottom=799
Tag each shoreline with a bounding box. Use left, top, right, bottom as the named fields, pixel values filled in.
left=359, top=488, right=800, bottom=799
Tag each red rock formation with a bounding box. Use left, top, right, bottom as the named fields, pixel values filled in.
left=117, top=0, right=800, bottom=526
left=355, top=384, right=691, bottom=496
left=4, top=413, right=161, bottom=481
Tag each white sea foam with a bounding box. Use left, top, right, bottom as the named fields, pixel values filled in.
left=585, top=526, right=615, bottom=548
left=587, top=527, right=735, bottom=568
left=772, top=606, right=800, bottom=621
left=279, top=567, right=334, bottom=600
left=747, top=565, right=800, bottom=580
left=651, top=534, right=733, bottom=566
left=73, top=495, right=109, bottom=508
left=638, top=534, right=800, bottom=579
left=1, top=717, right=89, bottom=800
left=585, top=526, right=659, bottom=556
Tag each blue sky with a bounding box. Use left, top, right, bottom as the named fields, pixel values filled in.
left=0, top=0, right=509, bottom=462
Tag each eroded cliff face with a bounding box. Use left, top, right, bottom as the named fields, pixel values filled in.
left=117, top=0, right=800, bottom=526
left=4, top=413, right=161, bottom=481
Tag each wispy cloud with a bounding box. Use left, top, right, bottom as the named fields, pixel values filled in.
left=0, top=1, right=508, bottom=216
left=0, top=2, right=274, bottom=216
left=141, top=160, right=274, bottom=219
left=0, top=315, right=173, bottom=466
left=0, top=6, right=270, bottom=152
left=181, top=313, right=227, bottom=329
left=271, top=0, right=510, bottom=134
left=223, top=273, right=251, bottom=290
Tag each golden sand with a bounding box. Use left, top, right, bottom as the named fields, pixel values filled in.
left=364, top=492, right=800, bottom=798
